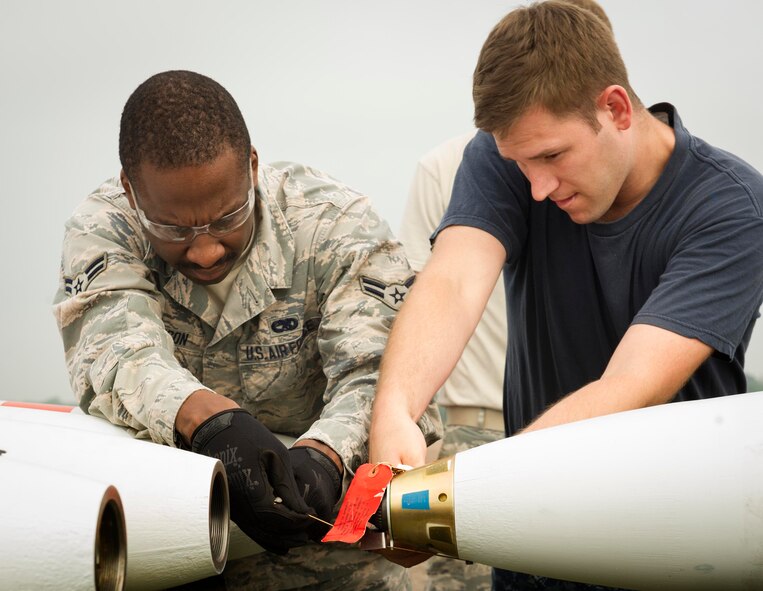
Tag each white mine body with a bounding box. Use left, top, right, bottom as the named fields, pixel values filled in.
left=5, top=393, right=762, bottom=589
left=0, top=458, right=126, bottom=591
left=0, top=402, right=284, bottom=562
left=0, top=405, right=229, bottom=590
left=448, top=391, right=763, bottom=589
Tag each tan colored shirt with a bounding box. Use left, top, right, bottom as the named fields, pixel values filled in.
left=398, top=132, right=506, bottom=411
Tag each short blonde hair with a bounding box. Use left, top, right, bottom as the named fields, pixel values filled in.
left=473, top=1, right=641, bottom=135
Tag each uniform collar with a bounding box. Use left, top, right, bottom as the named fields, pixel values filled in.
left=250, top=163, right=294, bottom=291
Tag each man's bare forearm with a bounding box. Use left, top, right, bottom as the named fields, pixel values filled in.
left=370, top=227, right=506, bottom=464
left=374, top=272, right=478, bottom=420
left=522, top=324, right=713, bottom=434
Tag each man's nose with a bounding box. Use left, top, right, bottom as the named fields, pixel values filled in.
left=527, top=168, right=560, bottom=202
left=185, top=233, right=226, bottom=268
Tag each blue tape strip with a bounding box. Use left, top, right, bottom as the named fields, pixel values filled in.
left=402, top=490, right=430, bottom=510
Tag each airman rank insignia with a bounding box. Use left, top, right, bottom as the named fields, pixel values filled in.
left=64, top=254, right=108, bottom=297
left=359, top=275, right=415, bottom=311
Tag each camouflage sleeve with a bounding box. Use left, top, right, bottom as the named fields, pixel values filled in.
left=52, top=182, right=209, bottom=445
left=297, top=195, right=442, bottom=480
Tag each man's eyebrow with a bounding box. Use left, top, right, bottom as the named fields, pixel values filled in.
left=527, top=146, right=564, bottom=160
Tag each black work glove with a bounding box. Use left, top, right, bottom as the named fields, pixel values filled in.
left=288, top=446, right=342, bottom=541
left=191, top=408, right=314, bottom=554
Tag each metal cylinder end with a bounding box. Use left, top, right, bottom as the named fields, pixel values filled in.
left=386, top=456, right=458, bottom=557
left=208, top=462, right=231, bottom=573
left=94, top=486, right=127, bottom=591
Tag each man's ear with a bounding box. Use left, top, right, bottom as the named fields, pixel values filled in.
left=597, top=85, right=633, bottom=131
left=120, top=169, right=136, bottom=209
left=250, top=146, right=259, bottom=187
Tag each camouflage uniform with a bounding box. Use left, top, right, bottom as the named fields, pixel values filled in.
left=53, top=161, right=442, bottom=590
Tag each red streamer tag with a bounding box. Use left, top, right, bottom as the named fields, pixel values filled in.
left=322, top=463, right=394, bottom=543
left=0, top=401, right=75, bottom=413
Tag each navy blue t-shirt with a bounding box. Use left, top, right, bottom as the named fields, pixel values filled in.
left=436, top=104, right=763, bottom=436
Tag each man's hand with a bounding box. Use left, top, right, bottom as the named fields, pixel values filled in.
left=288, top=444, right=342, bottom=540
left=190, top=408, right=313, bottom=554
left=369, top=403, right=428, bottom=467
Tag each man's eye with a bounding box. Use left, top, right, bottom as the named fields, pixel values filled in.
left=545, top=152, right=560, bottom=161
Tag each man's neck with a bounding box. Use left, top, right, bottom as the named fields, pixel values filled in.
left=616, top=109, right=676, bottom=215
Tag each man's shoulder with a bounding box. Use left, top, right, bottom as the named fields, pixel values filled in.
left=63, top=175, right=154, bottom=270
left=687, top=137, right=763, bottom=213
left=663, top=104, right=763, bottom=214
left=259, top=162, right=386, bottom=249
left=260, top=162, right=367, bottom=213
left=71, top=176, right=134, bottom=221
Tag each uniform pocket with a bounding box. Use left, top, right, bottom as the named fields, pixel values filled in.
left=238, top=317, right=324, bottom=430
left=163, top=317, right=207, bottom=380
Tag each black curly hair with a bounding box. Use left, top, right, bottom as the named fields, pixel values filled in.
left=119, top=70, right=251, bottom=182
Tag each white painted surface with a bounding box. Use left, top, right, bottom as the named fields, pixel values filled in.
left=0, top=403, right=298, bottom=566
left=453, top=392, right=763, bottom=589
left=0, top=403, right=132, bottom=437
left=0, top=417, right=228, bottom=590
left=0, top=459, right=125, bottom=591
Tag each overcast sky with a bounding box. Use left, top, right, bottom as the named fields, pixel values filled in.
left=0, top=0, right=761, bottom=404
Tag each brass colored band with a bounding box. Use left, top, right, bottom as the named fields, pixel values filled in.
left=386, top=455, right=458, bottom=557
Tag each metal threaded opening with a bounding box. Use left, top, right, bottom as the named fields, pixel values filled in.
left=209, top=466, right=230, bottom=572
left=94, top=489, right=127, bottom=591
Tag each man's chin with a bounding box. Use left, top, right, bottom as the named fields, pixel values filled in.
left=181, top=263, right=232, bottom=285
left=567, top=205, right=607, bottom=225
left=560, top=208, right=588, bottom=224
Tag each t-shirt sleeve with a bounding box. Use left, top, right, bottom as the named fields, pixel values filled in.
left=634, top=171, right=763, bottom=359
left=433, top=130, right=529, bottom=263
